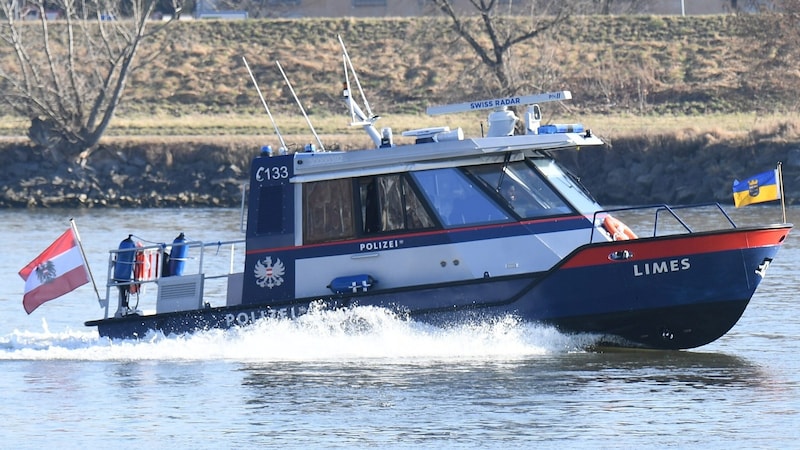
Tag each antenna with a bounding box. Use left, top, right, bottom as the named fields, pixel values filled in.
left=242, top=56, right=288, bottom=153
left=341, top=53, right=357, bottom=125
left=338, top=34, right=375, bottom=120
left=275, top=60, right=325, bottom=152
left=338, top=35, right=383, bottom=147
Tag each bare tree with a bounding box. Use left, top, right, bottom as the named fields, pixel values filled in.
left=427, top=0, right=572, bottom=97
left=0, top=0, right=182, bottom=160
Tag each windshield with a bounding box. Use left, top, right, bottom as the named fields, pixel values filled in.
left=411, top=168, right=511, bottom=228
left=468, top=161, right=574, bottom=219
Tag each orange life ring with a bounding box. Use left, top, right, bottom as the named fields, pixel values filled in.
left=131, top=244, right=159, bottom=294
left=603, top=215, right=638, bottom=241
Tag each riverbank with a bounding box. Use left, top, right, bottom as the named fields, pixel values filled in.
left=2, top=14, right=799, bottom=208
left=2, top=129, right=798, bottom=208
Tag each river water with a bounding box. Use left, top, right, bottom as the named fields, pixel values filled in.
left=0, top=206, right=798, bottom=449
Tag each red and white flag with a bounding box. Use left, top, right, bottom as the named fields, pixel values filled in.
left=18, top=228, right=89, bottom=314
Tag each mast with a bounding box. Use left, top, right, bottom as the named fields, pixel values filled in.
left=338, top=35, right=383, bottom=148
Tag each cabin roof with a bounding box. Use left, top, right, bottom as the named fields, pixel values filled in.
left=291, top=132, right=603, bottom=183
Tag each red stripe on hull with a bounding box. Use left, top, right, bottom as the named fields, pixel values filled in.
left=561, top=226, right=790, bottom=269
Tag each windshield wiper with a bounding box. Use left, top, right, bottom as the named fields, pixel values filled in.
left=495, top=153, right=512, bottom=193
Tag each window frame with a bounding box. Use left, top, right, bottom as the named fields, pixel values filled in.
left=357, top=173, right=436, bottom=235
left=301, top=178, right=356, bottom=245
left=410, top=168, right=512, bottom=229
left=467, top=159, right=576, bottom=220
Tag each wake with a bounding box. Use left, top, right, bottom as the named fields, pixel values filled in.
left=0, top=306, right=599, bottom=362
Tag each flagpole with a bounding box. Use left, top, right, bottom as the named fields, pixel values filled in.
left=778, top=162, right=787, bottom=224
left=70, top=218, right=103, bottom=305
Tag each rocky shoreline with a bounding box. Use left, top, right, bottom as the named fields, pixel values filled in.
left=561, top=132, right=800, bottom=206
left=1, top=140, right=253, bottom=208
left=2, top=134, right=799, bottom=208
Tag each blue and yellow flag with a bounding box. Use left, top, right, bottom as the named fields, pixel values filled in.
left=732, top=169, right=781, bottom=208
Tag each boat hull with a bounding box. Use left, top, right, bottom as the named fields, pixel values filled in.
left=550, top=299, right=750, bottom=350
left=86, top=225, right=790, bottom=350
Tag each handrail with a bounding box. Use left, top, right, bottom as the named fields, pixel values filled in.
left=103, top=238, right=246, bottom=318
left=590, top=203, right=738, bottom=243
left=655, top=203, right=736, bottom=230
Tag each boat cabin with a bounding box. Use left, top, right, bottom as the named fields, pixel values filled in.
left=239, top=97, right=606, bottom=308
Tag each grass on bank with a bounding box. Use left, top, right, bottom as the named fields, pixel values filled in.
left=1, top=112, right=797, bottom=149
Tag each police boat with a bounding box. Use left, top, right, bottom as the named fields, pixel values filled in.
left=85, top=57, right=791, bottom=350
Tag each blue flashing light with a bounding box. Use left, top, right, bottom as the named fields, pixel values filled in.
left=538, top=123, right=585, bottom=134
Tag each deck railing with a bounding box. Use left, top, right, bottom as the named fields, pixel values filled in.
left=590, top=203, right=737, bottom=243
left=102, top=238, right=246, bottom=319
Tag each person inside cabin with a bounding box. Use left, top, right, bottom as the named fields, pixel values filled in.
left=362, top=178, right=381, bottom=233
left=445, top=179, right=494, bottom=225
left=447, top=183, right=472, bottom=224
left=499, top=178, right=545, bottom=217
left=505, top=185, right=518, bottom=205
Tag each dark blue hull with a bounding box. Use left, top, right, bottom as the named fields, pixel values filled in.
left=86, top=226, right=790, bottom=350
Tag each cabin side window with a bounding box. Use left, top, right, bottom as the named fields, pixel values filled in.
left=359, top=174, right=435, bottom=234
left=411, top=168, right=511, bottom=228
left=468, top=161, right=574, bottom=219
left=302, top=178, right=355, bottom=244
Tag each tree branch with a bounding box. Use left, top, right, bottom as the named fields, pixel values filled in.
left=0, top=0, right=180, bottom=157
